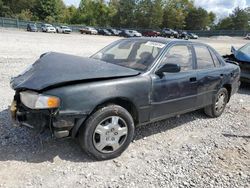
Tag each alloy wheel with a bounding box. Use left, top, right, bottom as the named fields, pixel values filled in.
left=215, top=93, right=226, bottom=113
left=93, top=116, right=128, bottom=153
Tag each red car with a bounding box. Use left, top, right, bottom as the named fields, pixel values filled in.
left=142, top=30, right=160, bottom=37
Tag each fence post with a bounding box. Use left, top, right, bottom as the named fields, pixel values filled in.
left=1, top=17, right=4, bottom=27
left=16, top=18, right=19, bottom=29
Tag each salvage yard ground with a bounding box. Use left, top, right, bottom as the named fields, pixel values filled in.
left=0, top=28, right=249, bottom=187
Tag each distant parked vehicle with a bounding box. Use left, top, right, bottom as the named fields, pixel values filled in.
left=161, top=28, right=178, bottom=38
left=27, top=23, right=38, bottom=32
left=79, top=27, right=98, bottom=35
left=142, top=30, right=160, bottom=37
left=120, top=30, right=142, bottom=37
left=177, top=30, right=189, bottom=40
left=56, top=26, right=72, bottom=34
left=245, top=33, right=250, bottom=40
left=107, top=29, right=121, bottom=36
left=41, top=24, right=56, bottom=33
left=98, top=29, right=112, bottom=36
left=188, top=32, right=199, bottom=39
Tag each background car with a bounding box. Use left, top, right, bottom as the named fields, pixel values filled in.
left=98, top=29, right=112, bottom=36
left=245, top=33, right=250, bottom=40
left=80, top=27, right=98, bottom=35
left=119, top=30, right=142, bottom=37
left=177, top=30, right=189, bottom=40
left=131, top=30, right=142, bottom=37
left=56, top=25, right=72, bottom=34
left=188, top=32, right=199, bottom=39
left=161, top=28, right=179, bottom=38
left=223, top=43, right=250, bottom=83
left=142, top=30, right=161, bottom=37
left=107, top=29, right=121, bottom=36
left=27, top=23, right=38, bottom=32
left=41, top=24, right=56, bottom=33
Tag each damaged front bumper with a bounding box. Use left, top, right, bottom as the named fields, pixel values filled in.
left=9, top=97, right=87, bottom=138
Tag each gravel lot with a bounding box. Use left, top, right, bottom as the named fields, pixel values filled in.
left=0, top=28, right=249, bottom=188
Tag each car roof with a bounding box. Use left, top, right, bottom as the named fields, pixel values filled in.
left=124, top=37, right=187, bottom=44
left=122, top=37, right=212, bottom=49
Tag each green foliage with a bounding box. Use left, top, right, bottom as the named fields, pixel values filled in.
left=216, top=17, right=233, bottom=30
left=0, top=0, right=11, bottom=17
left=185, top=7, right=213, bottom=30
left=34, top=0, right=66, bottom=23
left=134, top=0, right=163, bottom=29
left=231, top=7, right=249, bottom=30
left=16, top=9, right=34, bottom=21
left=112, top=0, right=136, bottom=28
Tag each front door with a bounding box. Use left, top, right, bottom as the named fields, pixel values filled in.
left=150, top=44, right=198, bottom=121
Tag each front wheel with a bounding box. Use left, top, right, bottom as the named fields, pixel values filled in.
left=204, top=88, right=228, bottom=118
left=78, top=105, right=135, bottom=160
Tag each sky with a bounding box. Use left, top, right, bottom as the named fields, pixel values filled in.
left=63, top=0, right=250, bottom=20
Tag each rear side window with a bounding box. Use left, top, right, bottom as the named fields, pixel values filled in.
left=210, top=49, right=221, bottom=67
left=161, top=45, right=193, bottom=71
left=194, top=45, right=215, bottom=69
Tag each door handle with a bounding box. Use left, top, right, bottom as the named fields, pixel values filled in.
left=189, top=77, right=197, bottom=82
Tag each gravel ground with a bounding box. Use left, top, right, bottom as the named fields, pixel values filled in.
left=0, top=28, right=249, bottom=188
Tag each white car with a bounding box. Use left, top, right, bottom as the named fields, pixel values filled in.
left=131, top=30, right=142, bottom=37
left=245, top=33, right=250, bottom=40
left=87, top=27, right=98, bottom=35
left=56, top=26, right=72, bottom=34
left=79, top=27, right=98, bottom=35
left=42, top=24, right=56, bottom=33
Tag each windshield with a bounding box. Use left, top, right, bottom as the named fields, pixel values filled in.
left=92, top=39, right=166, bottom=71
left=239, top=44, right=250, bottom=54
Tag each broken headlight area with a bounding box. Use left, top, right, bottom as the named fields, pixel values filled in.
left=11, top=92, right=76, bottom=138
left=20, top=91, right=60, bottom=109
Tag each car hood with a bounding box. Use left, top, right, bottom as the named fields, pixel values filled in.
left=234, top=50, right=250, bottom=63
left=11, top=52, right=140, bottom=91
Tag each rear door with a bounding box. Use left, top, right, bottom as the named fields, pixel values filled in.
left=193, top=45, right=223, bottom=107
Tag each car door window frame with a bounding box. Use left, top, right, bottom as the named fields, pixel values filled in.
left=208, top=47, right=222, bottom=67
left=193, top=44, right=217, bottom=70
left=154, top=43, right=195, bottom=73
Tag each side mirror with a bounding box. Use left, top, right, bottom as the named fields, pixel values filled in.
left=156, top=63, right=181, bottom=76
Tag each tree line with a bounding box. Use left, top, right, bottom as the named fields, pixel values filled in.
left=0, top=0, right=249, bottom=30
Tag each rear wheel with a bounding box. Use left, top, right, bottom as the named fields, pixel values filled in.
left=78, top=105, right=135, bottom=160
left=204, top=88, right=228, bottom=118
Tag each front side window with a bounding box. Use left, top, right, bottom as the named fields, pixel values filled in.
left=160, top=45, right=193, bottom=71
left=194, top=45, right=215, bottom=69
left=92, top=40, right=166, bottom=71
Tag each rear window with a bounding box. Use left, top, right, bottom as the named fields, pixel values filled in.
left=210, top=49, right=221, bottom=67
left=194, top=45, right=215, bottom=69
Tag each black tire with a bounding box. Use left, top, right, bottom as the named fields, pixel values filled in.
left=204, top=88, right=228, bottom=118
left=78, top=105, right=135, bottom=160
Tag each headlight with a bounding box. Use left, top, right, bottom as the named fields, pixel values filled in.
left=20, top=91, right=60, bottom=109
